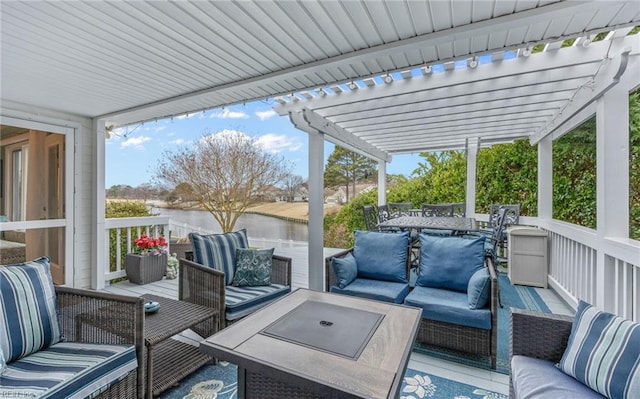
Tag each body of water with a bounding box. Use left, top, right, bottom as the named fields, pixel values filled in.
left=151, top=207, right=309, bottom=242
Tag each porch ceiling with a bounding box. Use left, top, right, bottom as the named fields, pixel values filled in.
left=1, top=0, right=639, bottom=133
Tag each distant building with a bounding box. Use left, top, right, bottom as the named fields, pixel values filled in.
left=324, top=183, right=376, bottom=204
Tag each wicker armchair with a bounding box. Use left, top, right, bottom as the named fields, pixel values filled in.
left=179, top=253, right=292, bottom=334
left=55, top=286, right=145, bottom=399
left=414, top=257, right=498, bottom=369
left=509, top=308, right=574, bottom=397
left=327, top=248, right=497, bottom=368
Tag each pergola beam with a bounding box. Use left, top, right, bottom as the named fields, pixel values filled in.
left=297, top=107, right=391, bottom=163
left=276, top=43, right=610, bottom=115
left=321, top=78, right=585, bottom=121
left=530, top=42, right=635, bottom=144
left=338, top=96, right=569, bottom=128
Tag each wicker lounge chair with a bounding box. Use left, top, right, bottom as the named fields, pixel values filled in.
left=179, top=253, right=292, bottom=334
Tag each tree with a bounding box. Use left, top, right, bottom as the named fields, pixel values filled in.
left=281, top=174, right=304, bottom=202
left=155, top=129, right=291, bottom=232
left=324, top=147, right=377, bottom=202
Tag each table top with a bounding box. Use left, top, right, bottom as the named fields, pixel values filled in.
left=377, top=215, right=476, bottom=231
left=200, top=289, right=421, bottom=399
left=142, top=294, right=217, bottom=346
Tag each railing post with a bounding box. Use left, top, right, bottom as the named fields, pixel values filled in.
left=596, top=83, right=630, bottom=313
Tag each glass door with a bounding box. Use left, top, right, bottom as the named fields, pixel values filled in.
left=1, top=121, right=73, bottom=285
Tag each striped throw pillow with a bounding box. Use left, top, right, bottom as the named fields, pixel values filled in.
left=0, top=257, right=62, bottom=363
left=189, top=230, right=249, bottom=285
left=558, top=300, right=640, bottom=399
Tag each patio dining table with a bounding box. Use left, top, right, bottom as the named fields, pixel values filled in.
left=377, top=215, right=476, bottom=232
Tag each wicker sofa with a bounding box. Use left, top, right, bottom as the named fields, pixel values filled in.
left=1, top=258, right=143, bottom=399
left=326, top=232, right=498, bottom=369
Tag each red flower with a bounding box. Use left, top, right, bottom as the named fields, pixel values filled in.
left=133, top=234, right=168, bottom=255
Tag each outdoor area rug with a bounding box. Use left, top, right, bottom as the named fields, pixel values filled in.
left=413, top=272, right=551, bottom=374
left=159, top=362, right=507, bottom=399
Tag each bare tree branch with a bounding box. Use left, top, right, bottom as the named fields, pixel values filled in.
left=156, top=130, right=291, bottom=232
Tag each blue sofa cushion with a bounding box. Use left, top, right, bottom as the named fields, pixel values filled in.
left=232, top=248, right=274, bottom=287
left=330, top=278, right=410, bottom=304
left=331, top=252, right=358, bottom=289
left=467, top=268, right=491, bottom=309
left=0, top=342, right=138, bottom=399
left=225, top=284, right=290, bottom=321
left=558, top=300, right=640, bottom=399
left=189, top=230, right=249, bottom=285
left=353, top=230, right=409, bottom=283
left=0, top=257, right=62, bottom=363
left=416, top=235, right=485, bottom=292
left=512, top=355, right=605, bottom=399
left=404, top=286, right=491, bottom=330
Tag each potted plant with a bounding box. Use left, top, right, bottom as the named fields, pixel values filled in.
left=124, top=233, right=168, bottom=284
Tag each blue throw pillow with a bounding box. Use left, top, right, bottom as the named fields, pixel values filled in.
left=558, top=300, right=640, bottom=399
left=232, top=248, right=274, bottom=287
left=331, top=253, right=358, bottom=289
left=467, top=267, right=491, bottom=309
left=189, top=229, right=249, bottom=285
left=353, top=230, right=409, bottom=283
left=416, top=235, right=485, bottom=292
left=0, top=257, right=62, bottom=363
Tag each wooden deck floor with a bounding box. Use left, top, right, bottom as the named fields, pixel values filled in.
left=103, top=247, right=574, bottom=396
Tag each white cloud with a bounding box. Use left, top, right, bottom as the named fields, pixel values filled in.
left=209, top=109, right=249, bottom=119
left=175, top=113, right=196, bottom=120
left=255, top=109, right=277, bottom=121
left=155, top=126, right=167, bottom=132
left=256, top=133, right=303, bottom=153
left=120, top=136, right=151, bottom=149
left=169, top=138, right=185, bottom=145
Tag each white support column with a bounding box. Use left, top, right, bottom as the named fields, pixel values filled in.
left=92, top=118, right=107, bottom=290
left=465, top=138, right=479, bottom=217
left=308, top=130, right=325, bottom=291
left=378, top=160, right=386, bottom=206
left=595, top=83, right=629, bottom=311
left=537, top=137, right=553, bottom=220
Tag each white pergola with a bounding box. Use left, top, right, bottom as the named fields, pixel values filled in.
left=1, top=1, right=639, bottom=317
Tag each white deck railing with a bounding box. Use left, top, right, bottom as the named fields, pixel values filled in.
left=106, top=215, right=638, bottom=321
left=536, top=219, right=638, bottom=322
left=104, top=216, right=307, bottom=284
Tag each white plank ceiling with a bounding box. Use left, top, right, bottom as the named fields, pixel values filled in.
left=2, top=0, right=639, bottom=153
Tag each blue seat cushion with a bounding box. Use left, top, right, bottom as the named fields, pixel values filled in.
left=0, top=257, right=62, bottom=363
left=189, top=230, right=249, bottom=285
left=511, top=355, right=605, bottom=399
left=353, top=230, right=409, bottom=283
left=0, top=342, right=137, bottom=399
left=404, top=286, right=491, bottom=330
left=225, top=284, right=290, bottom=321
left=330, top=278, right=410, bottom=304
left=416, top=235, right=485, bottom=292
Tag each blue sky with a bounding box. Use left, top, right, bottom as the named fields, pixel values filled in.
left=105, top=101, right=423, bottom=188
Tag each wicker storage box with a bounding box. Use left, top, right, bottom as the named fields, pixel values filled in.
left=124, top=253, right=167, bottom=284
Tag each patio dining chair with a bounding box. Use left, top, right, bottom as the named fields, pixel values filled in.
left=388, top=202, right=412, bottom=217
left=377, top=204, right=391, bottom=222
left=488, top=203, right=520, bottom=255
left=421, top=203, right=454, bottom=217
left=451, top=202, right=466, bottom=217
left=362, top=205, right=379, bottom=231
